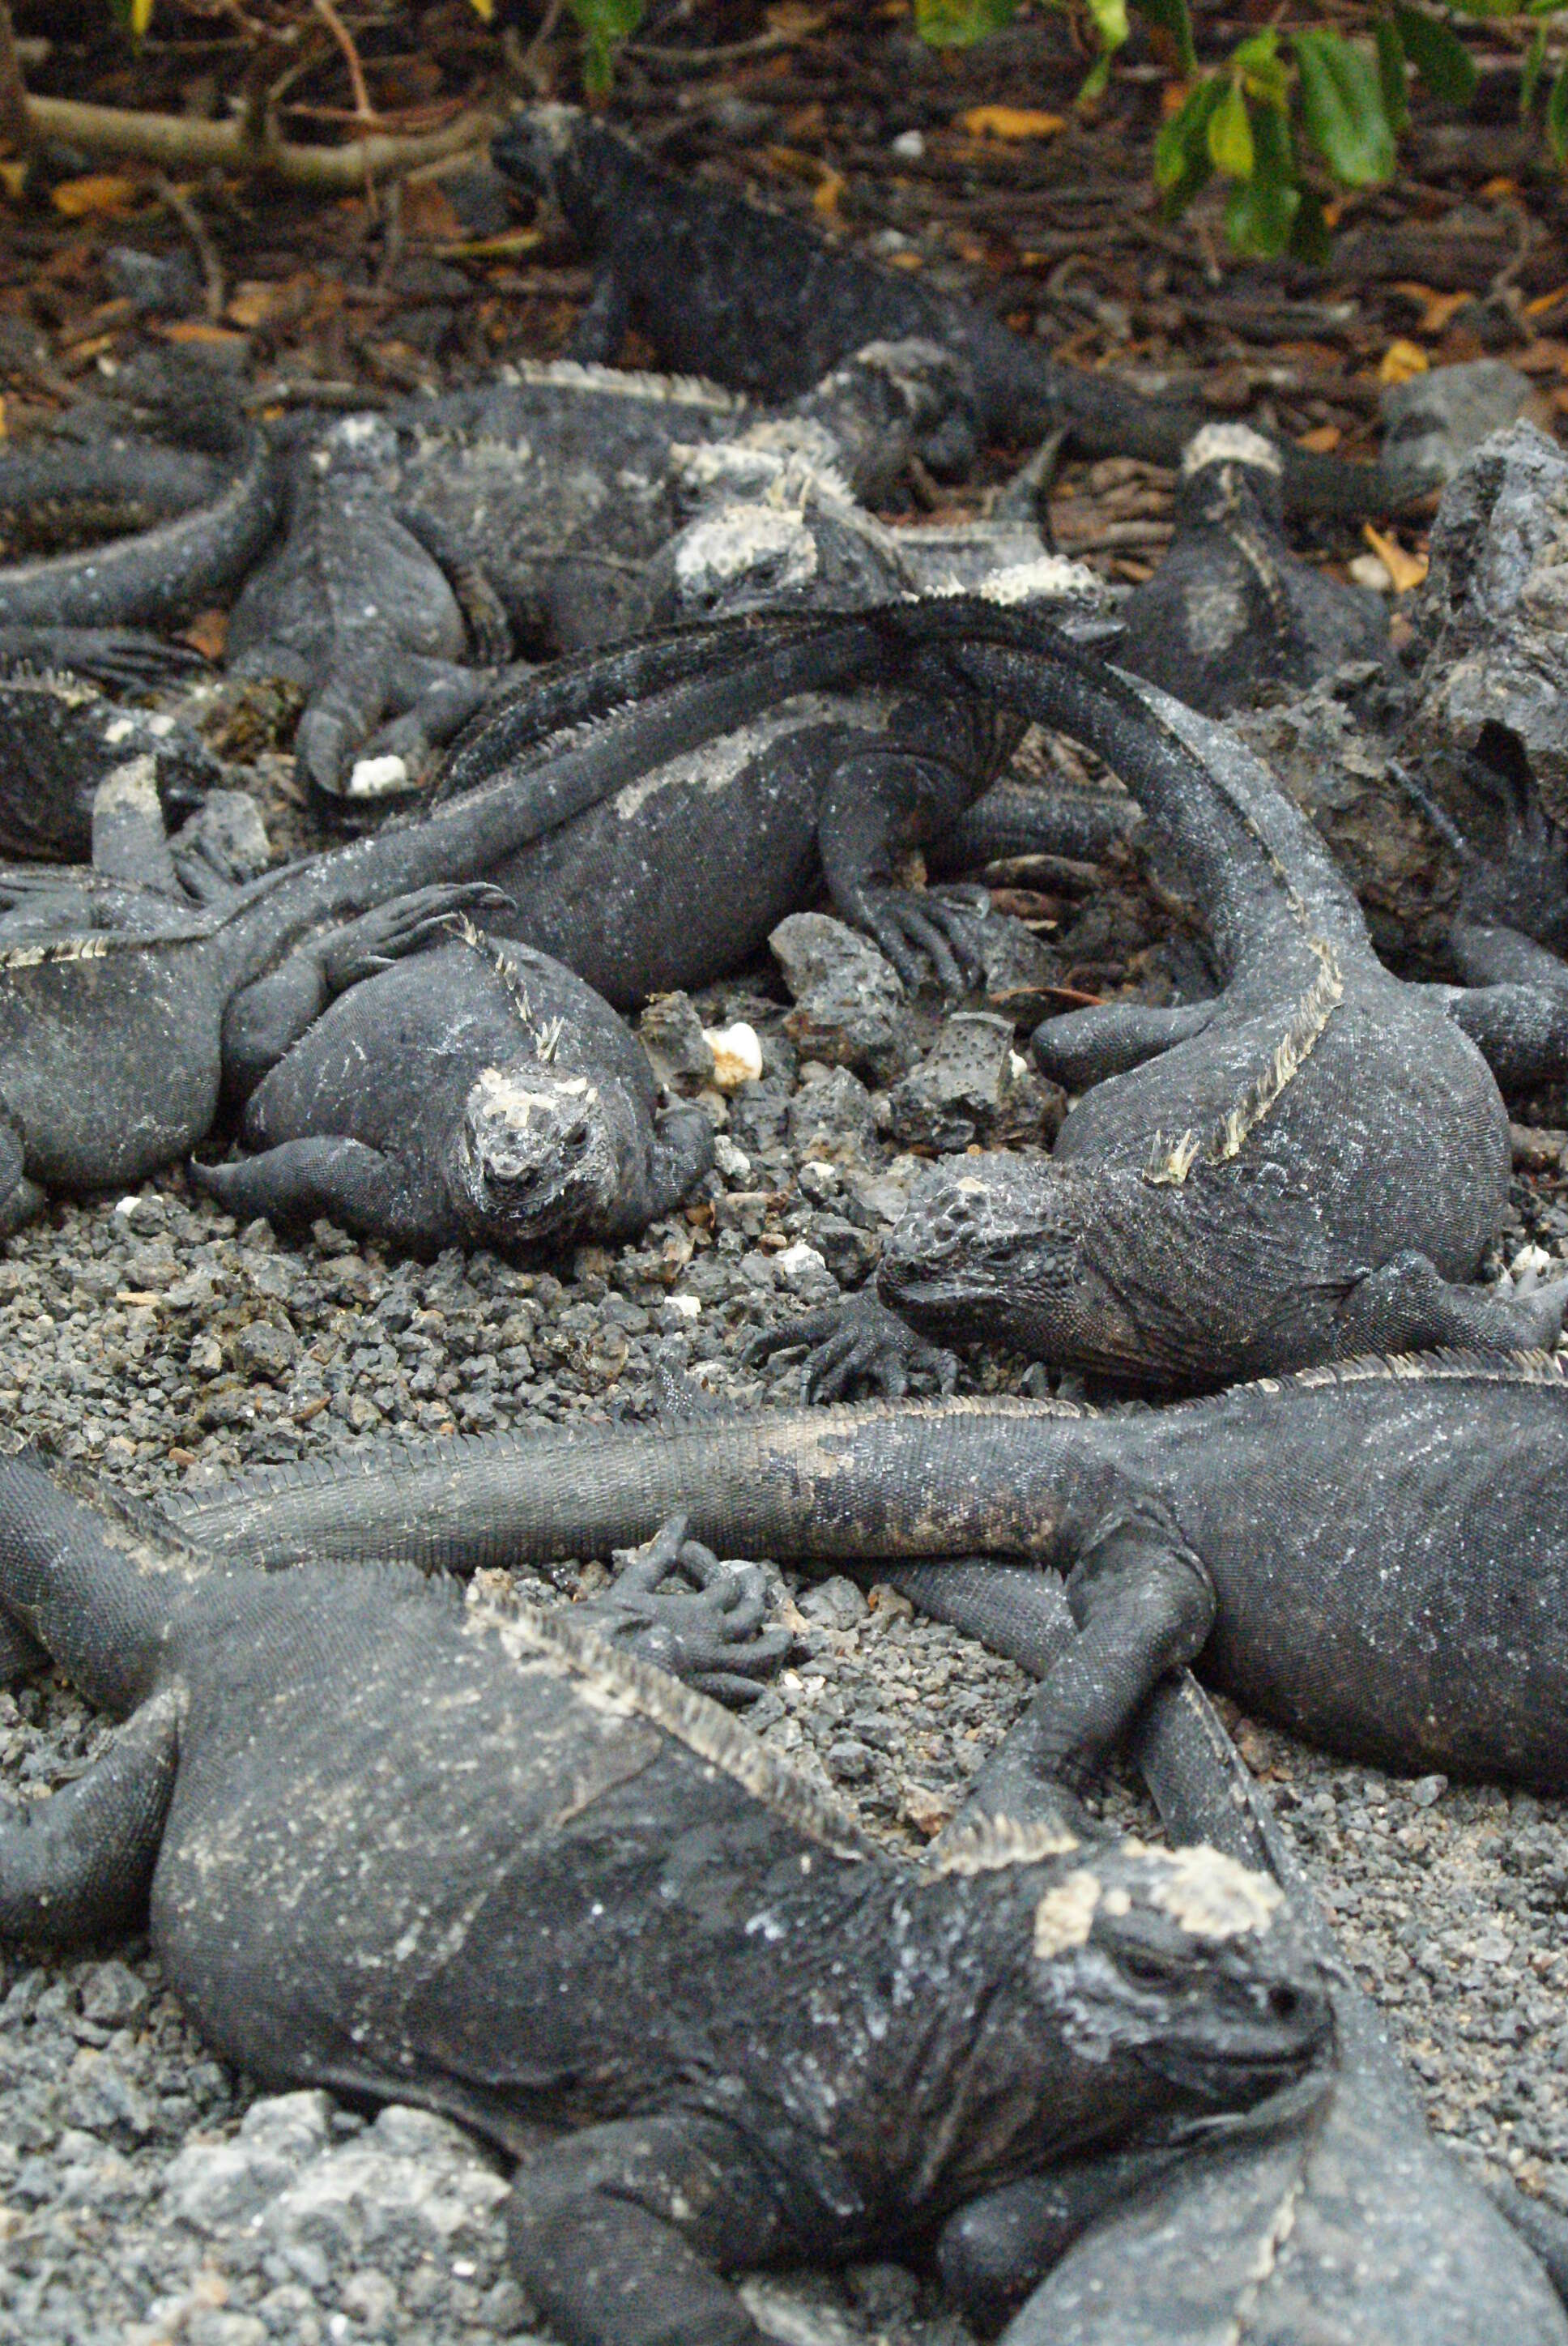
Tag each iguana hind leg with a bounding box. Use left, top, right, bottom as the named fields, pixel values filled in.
left=0, top=1690, right=177, bottom=1944
left=742, top=1291, right=957, bottom=1405
left=1337, top=1249, right=1568, bottom=1355
left=578, top=1514, right=790, bottom=1706
left=507, top=2114, right=785, bottom=2346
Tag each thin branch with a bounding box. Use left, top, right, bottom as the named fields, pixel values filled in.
left=156, top=173, right=227, bottom=322
left=309, top=0, right=376, bottom=124
left=15, top=92, right=500, bottom=190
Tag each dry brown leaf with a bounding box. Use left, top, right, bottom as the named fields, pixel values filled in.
left=812, top=168, right=846, bottom=218
left=51, top=174, right=143, bottom=220
left=0, top=161, right=27, bottom=203
left=182, top=610, right=228, bottom=662
left=1297, top=423, right=1343, bottom=454
left=960, top=105, right=1066, bottom=139
left=160, top=322, right=249, bottom=350
left=435, top=228, right=542, bottom=260
left=1362, top=523, right=1428, bottom=595
left=226, top=280, right=288, bottom=330
left=1378, top=338, right=1429, bottom=387
left=1392, top=284, right=1472, bottom=335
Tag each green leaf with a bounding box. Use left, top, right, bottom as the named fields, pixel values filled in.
left=1294, top=28, right=1399, bottom=183
left=1446, top=0, right=1536, bottom=17
left=1078, top=51, right=1114, bottom=100
left=1153, top=72, right=1223, bottom=213
left=106, top=0, right=155, bottom=31
left=1234, top=28, right=1290, bottom=105
left=1375, top=15, right=1410, bottom=133
left=1208, top=81, right=1255, bottom=176
left=1225, top=95, right=1298, bottom=254
left=1549, top=55, right=1568, bottom=160
left=1392, top=6, right=1477, bottom=106
left=914, top=0, right=1019, bottom=47
left=1084, top=0, right=1130, bottom=52
left=1522, top=22, right=1549, bottom=114
left=1130, top=0, right=1196, bottom=75
left=566, top=0, right=646, bottom=92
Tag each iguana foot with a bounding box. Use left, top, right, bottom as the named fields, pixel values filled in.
left=0, top=1111, right=44, bottom=1239
left=743, top=1293, right=958, bottom=1404
left=581, top=1513, right=790, bottom=1704
left=316, top=883, right=515, bottom=991
left=1337, top=1248, right=1568, bottom=1356
left=0, top=626, right=206, bottom=693
left=851, top=884, right=985, bottom=994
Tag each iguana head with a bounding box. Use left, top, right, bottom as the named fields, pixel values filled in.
left=1016, top=1837, right=1330, bottom=2101
left=878, top=1157, right=1151, bottom=1379
left=445, top=1060, right=628, bottom=1247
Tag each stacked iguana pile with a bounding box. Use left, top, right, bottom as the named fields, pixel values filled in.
left=9, top=96, right=1568, bottom=2346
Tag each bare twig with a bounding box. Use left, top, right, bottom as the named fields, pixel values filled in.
left=309, top=0, right=376, bottom=124
left=15, top=93, right=499, bottom=190
left=156, top=173, right=228, bottom=322
left=503, top=2, right=565, bottom=99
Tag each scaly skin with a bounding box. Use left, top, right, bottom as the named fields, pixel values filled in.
left=493, top=106, right=1400, bottom=520
left=164, top=1354, right=1568, bottom=1796
left=0, top=667, right=221, bottom=861
left=756, top=594, right=1568, bottom=1393
left=200, top=919, right=715, bottom=1253
left=0, top=1444, right=1325, bottom=2346
left=0, top=606, right=897, bottom=1222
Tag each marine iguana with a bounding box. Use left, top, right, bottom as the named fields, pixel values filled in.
left=224, top=414, right=512, bottom=804
left=748, top=595, right=1568, bottom=1396
left=0, top=606, right=900, bottom=1226
left=434, top=513, right=1114, bottom=1000
left=195, top=913, right=716, bottom=1252
left=164, top=1352, right=1568, bottom=1799
left=1115, top=424, right=1387, bottom=717
left=928, top=1628, right=1568, bottom=2345
left=0, top=1444, right=1327, bottom=2346
left=492, top=106, right=1395, bottom=521
left=382, top=338, right=968, bottom=655
left=0, top=664, right=223, bottom=861
left=220, top=341, right=965, bottom=802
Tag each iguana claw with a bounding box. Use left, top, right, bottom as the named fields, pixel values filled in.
left=744, top=1294, right=959, bottom=1405
left=581, top=1514, right=791, bottom=1705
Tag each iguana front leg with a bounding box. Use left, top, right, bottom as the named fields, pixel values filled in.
left=0, top=1690, right=178, bottom=1944
left=1032, top=998, right=1217, bottom=1089
left=599, top=1105, right=715, bottom=1241
left=190, top=1136, right=432, bottom=1251
left=818, top=749, right=988, bottom=993
left=743, top=1291, right=957, bottom=1405
left=579, top=1513, right=790, bottom=1706
left=1017, top=1510, right=1217, bottom=1794
left=221, top=882, right=512, bottom=1098
left=1336, top=1248, right=1568, bottom=1354
left=507, top=2112, right=789, bottom=2346
left=0, top=1104, right=45, bottom=1239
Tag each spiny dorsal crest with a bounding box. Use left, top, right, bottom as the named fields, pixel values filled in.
left=1143, top=935, right=1344, bottom=1188
left=931, top=1812, right=1081, bottom=1876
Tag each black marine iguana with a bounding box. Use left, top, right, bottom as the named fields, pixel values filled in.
left=0, top=1444, right=1327, bottom=2346
left=1115, top=424, right=1388, bottom=717
left=165, top=1352, right=1568, bottom=1800
left=224, top=413, right=512, bottom=804
left=750, top=595, right=1568, bottom=1396
left=930, top=1631, right=1568, bottom=2345
left=0, top=606, right=901, bottom=1229
left=196, top=912, right=716, bottom=1252
left=493, top=106, right=1395, bottom=520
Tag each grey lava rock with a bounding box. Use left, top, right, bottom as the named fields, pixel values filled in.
left=1382, top=361, right=1549, bottom=505
left=884, top=1013, right=1063, bottom=1152
left=771, top=911, right=922, bottom=1084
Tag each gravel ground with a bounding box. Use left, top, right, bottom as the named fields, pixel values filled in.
left=4, top=792, right=1568, bottom=2344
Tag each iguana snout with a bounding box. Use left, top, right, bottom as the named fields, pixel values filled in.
left=447, top=1059, right=622, bottom=1243
left=1030, top=1843, right=1331, bottom=2103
